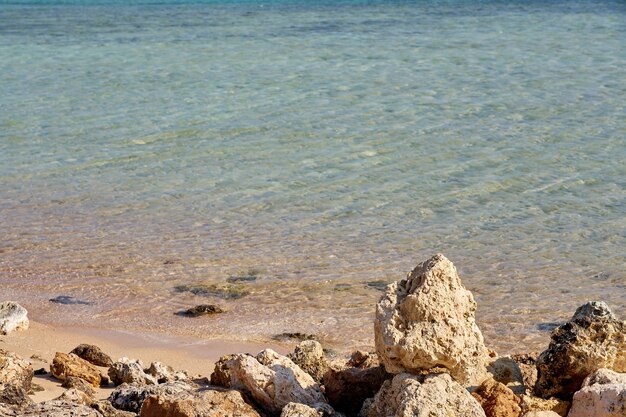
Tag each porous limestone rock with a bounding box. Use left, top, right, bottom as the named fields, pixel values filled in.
left=210, top=354, right=239, bottom=387
left=488, top=356, right=525, bottom=395
left=582, top=368, right=626, bottom=387
left=0, top=349, right=33, bottom=391
left=70, top=344, right=114, bottom=368
left=108, top=380, right=194, bottom=413
left=520, top=395, right=570, bottom=416
left=0, top=302, right=29, bottom=335
left=359, top=372, right=486, bottom=417
left=56, top=388, right=94, bottom=406
left=323, top=358, right=387, bottom=416
left=108, top=357, right=157, bottom=386
left=374, top=254, right=490, bottom=387
left=145, top=361, right=188, bottom=383
left=139, top=388, right=262, bottom=417
left=522, top=412, right=561, bottom=417
left=280, top=402, right=322, bottom=417
left=511, top=353, right=538, bottom=395
left=567, top=383, right=626, bottom=417
left=0, top=383, right=35, bottom=409
left=217, top=349, right=326, bottom=415
left=288, top=340, right=328, bottom=383
left=91, top=400, right=137, bottom=417
left=535, top=301, right=626, bottom=399
left=51, top=352, right=101, bottom=388
left=21, top=400, right=102, bottom=416
left=471, top=378, right=523, bottom=417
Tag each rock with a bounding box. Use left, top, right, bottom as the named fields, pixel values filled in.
left=359, top=372, right=486, bottom=417
left=70, top=344, right=114, bottom=367
left=520, top=395, right=570, bottom=416
left=21, top=399, right=103, bottom=416
left=471, top=378, right=523, bottom=417
left=582, top=368, right=626, bottom=387
left=0, top=349, right=33, bottom=391
left=145, top=361, right=188, bottom=384
left=49, top=295, right=92, bottom=305
left=567, top=383, right=626, bottom=417
left=91, top=400, right=137, bottom=417
left=323, top=359, right=387, bottom=416
left=108, top=357, right=157, bottom=386
left=348, top=351, right=373, bottom=368
left=0, top=383, right=35, bottom=408
left=535, top=301, right=626, bottom=399
left=56, top=388, right=94, bottom=406
left=0, top=302, right=29, bottom=335
left=177, top=304, right=224, bottom=317
left=374, top=254, right=490, bottom=387
left=218, top=349, right=326, bottom=415
left=210, top=354, right=239, bottom=388
left=139, top=388, right=262, bottom=417
left=488, top=356, right=525, bottom=395
left=50, top=352, right=101, bottom=387
left=281, top=402, right=322, bottom=417
left=288, top=340, right=328, bottom=383
left=522, top=412, right=561, bottom=417
left=511, top=353, right=538, bottom=395
left=272, top=332, right=319, bottom=342
left=62, top=376, right=96, bottom=397
left=108, top=381, right=193, bottom=413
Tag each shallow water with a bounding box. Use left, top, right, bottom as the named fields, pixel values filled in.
left=1, top=0, right=625, bottom=353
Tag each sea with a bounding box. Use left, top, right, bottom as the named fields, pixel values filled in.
left=1, top=0, right=624, bottom=353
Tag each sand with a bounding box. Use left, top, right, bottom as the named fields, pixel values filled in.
left=1, top=320, right=288, bottom=403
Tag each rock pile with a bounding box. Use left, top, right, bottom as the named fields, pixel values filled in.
left=0, top=254, right=625, bottom=417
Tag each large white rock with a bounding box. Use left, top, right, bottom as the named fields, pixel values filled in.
left=224, top=349, right=327, bottom=415
left=375, top=254, right=490, bottom=386
left=582, top=368, right=626, bottom=387
left=567, top=384, right=626, bottom=417
left=0, top=302, right=29, bottom=335
left=359, top=372, right=486, bottom=417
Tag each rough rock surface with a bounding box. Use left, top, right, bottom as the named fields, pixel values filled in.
left=1, top=399, right=104, bottom=416
left=0, top=302, right=29, bottom=335
left=62, top=376, right=96, bottom=397
left=522, top=412, right=561, bottom=417
left=56, top=388, right=94, bottom=406
left=0, top=349, right=33, bottom=391
left=520, top=396, right=570, bottom=416
left=109, top=357, right=158, bottom=386
left=139, top=388, right=262, bottom=417
left=51, top=352, right=102, bottom=387
left=511, top=353, right=538, bottom=395
left=210, top=354, right=239, bottom=388
left=535, top=301, right=626, bottom=399
left=91, top=400, right=137, bottom=417
left=70, top=344, right=114, bottom=367
left=109, top=381, right=193, bottom=413
left=567, top=383, right=626, bottom=417
left=218, top=349, right=326, bottom=415
left=323, top=358, right=387, bottom=416
left=280, top=402, right=322, bottom=417
left=471, top=378, right=523, bottom=417
left=288, top=340, right=328, bottom=383
left=374, top=254, right=490, bottom=386
left=582, top=368, right=626, bottom=387
left=146, top=361, right=188, bottom=384
left=359, top=372, right=486, bottom=417
left=488, top=356, right=525, bottom=395
left=0, top=383, right=35, bottom=408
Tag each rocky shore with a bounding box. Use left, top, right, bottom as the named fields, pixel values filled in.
left=0, top=254, right=624, bottom=416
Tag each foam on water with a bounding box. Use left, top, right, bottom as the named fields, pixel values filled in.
left=1, top=0, right=625, bottom=353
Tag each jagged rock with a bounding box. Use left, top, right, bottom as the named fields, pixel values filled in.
left=108, top=358, right=157, bottom=386
left=567, top=383, right=626, bottom=417
left=511, top=353, right=538, bottom=395
left=62, top=376, right=96, bottom=397
left=520, top=395, right=569, bottom=416
left=210, top=354, right=239, bottom=387
left=0, top=349, right=33, bottom=391
left=359, top=372, right=486, bottom=417
left=348, top=351, right=375, bottom=368
left=91, top=400, right=137, bottom=417
left=15, top=399, right=104, bottom=416
left=0, top=302, right=29, bottom=335
left=51, top=352, right=101, bottom=387
left=582, top=368, right=626, bottom=387
left=488, top=356, right=525, bottom=395
left=280, top=402, right=322, bottom=417
left=471, top=378, right=523, bottom=417
left=177, top=305, right=224, bottom=317
left=139, top=388, right=262, bottom=417
left=70, top=344, right=114, bottom=368
left=522, top=412, right=561, bottom=417
left=145, top=361, right=188, bottom=384
left=0, top=383, right=35, bottom=408
left=288, top=340, right=328, bottom=383
left=374, top=254, right=490, bottom=387
left=218, top=349, right=326, bottom=415
left=323, top=358, right=387, bottom=416
left=108, top=381, right=193, bottom=413
left=535, top=301, right=626, bottom=399
left=56, top=388, right=94, bottom=406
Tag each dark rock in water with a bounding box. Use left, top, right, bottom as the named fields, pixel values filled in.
left=364, top=280, right=388, bottom=291
left=70, top=344, right=113, bottom=367
left=49, top=296, right=92, bottom=305
left=271, top=332, right=318, bottom=342
left=173, top=283, right=249, bottom=299
left=334, top=283, right=352, bottom=292
left=227, top=269, right=260, bottom=283
left=536, top=322, right=562, bottom=332
left=176, top=304, right=224, bottom=317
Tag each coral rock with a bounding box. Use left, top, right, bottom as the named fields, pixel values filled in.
left=50, top=352, right=101, bottom=388
left=359, top=372, right=486, bottom=417
left=374, top=254, right=490, bottom=387
left=471, top=378, right=523, bottom=417
left=288, top=340, right=328, bottom=383
left=0, top=302, right=29, bottom=335
left=0, top=349, right=33, bottom=392
left=139, top=388, right=262, bottom=417
left=70, top=344, right=114, bottom=368
left=108, top=357, right=157, bottom=386
left=535, top=301, right=626, bottom=399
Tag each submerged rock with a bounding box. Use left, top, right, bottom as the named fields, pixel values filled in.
left=535, top=301, right=626, bottom=399
left=70, top=344, right=114, bottom=368
left=139, top=388, right=262, bottom=417
left=359, top=372, right=486, bottom=417
left=288, top=340, right=328, bottom=383
left=0, top=302, right=29, bottom=335
left=49, top=296, right=92, bottom=305
left=50, top=353, right=101, bottom=388
left=272, top=332, right=319, bottom=342
left=173, top=283, right=249, bottom=299
left=176, top=304, right=224, bottom=317
left=375, top=254, right=490, bottom=387
left=0, top=349, right=33, bottom=392
left=108, top=357, right=157, bottom=387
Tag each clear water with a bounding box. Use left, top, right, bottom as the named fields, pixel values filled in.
left=1, top=0, right=624, bottom=354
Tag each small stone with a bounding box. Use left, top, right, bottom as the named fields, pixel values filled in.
left=0, top=349, right=33, bottom=392
left=108, top=357, right=157, bottom=386
left=471, top=378, right=523, bottom=417
left=34, top=368, right=47, bottom=375
left=288, top=340, right=328, bottom=383
left=70, top=344, right=114, bottom=367
left=61, top=376, right=96, bottom=397
left=55, top=388, right=94, bottom=406
left=50, top=352, right=101, bottom=388
left=49, top=296, right=92, bottom=305
left=0, top=302, right=29, bottom=335
left=177, top=304, right=224, bottom=317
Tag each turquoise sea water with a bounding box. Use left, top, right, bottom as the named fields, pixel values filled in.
left=1, top=0, right=625, bottom=352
